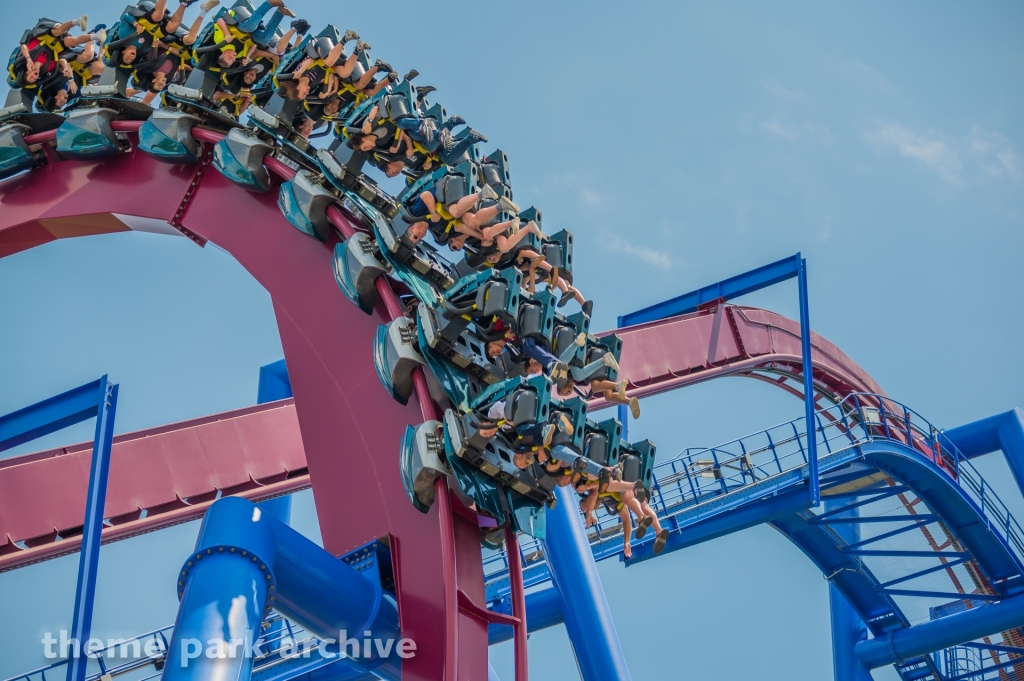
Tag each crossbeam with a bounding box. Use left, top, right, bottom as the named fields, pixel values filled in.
left=619, top=255, right=801, bottom=326
left=0, top=379, right=105, bottom=452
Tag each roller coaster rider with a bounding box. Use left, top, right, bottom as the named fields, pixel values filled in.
left=273, top=32, right=369, bottom=102
left=224, top=0, right=296, bottom=47
left=212, top=60, right=269, bottom=115
left=7, top=17, right=94, bottom=93
left=34, top=66, right=76, bottom=112
left=61, top=33, right=106, bottom=91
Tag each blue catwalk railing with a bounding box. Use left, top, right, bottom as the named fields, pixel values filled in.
left=483, top=393, right=1024, bottom=602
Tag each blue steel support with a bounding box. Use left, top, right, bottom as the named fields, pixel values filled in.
left=488, top=586, right=564, bottom=645
left=0, top=378, right=107, bottom=452
left=944, top=408, right=1024, bottom=496
left=619, top=254, right=801, bottom=326
left=855, top=590, right=1024, bottom=669
left=257, top=359, right=293, bottom=403
left=540, top=485, right=631, bottom=681
left=256, top=362, right=293, bottom=524
left=616, top=254, right=817, bottom=502
left=163, top=497, right=401, bottom=681
left=825, top=498, right=873, bottom=681
left=616, top=316, right=629, bottom=441
left=797, top=257, right=819, bottom=505
left=67, top=378, right=118, bottom=681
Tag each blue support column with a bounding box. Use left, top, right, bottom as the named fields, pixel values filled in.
left=826, top=498, right=873, bottom=681
left=257, top=361, right=294, bottom=525
left=798, top=257, right=819, bottom=505
left=67, top=378, right=118, bottom=681
left=616, top=316, right=629, bottom=442
left=541, top=485, right=631, bottom=681
left=257, top=359, right=293, bottom=403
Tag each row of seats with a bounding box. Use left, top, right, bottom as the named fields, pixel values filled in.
left=1, top=0, right=663, bottom=550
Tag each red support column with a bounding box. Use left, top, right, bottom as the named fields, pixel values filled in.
left=505, top=527, right=529, bottom=681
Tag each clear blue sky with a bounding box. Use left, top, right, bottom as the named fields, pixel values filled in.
left=1, top=2, right=1022, bottom=679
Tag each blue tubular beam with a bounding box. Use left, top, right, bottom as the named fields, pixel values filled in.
left=855, top=591, right=1024, bottom=669
left=944, top=409, right=1024, bottom=495
left=541, top=485, right=631, bottom=681
left=825, top=499, right=873, bottom=681
left=67, top=379, right=118, bottom=681
left=163, top=498, right=279, bottom=681
left=163, top=497, right=402, bottom=681
left=0, top=378, right=104, bottom=452
left=488, top=586, right=564, bottom=645
left=619, top=254, right=800, bottom=326
left=258, top=496, right=293, bottom=524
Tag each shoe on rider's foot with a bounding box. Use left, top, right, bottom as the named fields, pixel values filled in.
left=355, top=40, right=371, bottom=53
left=630, top=396, right=640, bottom=420
left=602, top=351, right=620, bottom=373
left=415, top=85, right=436, bottom=101
left=402, top=68, right=419, bottom=81
left=342, top=29, right=360, bottom=43
left=92, top=29, right=107, bottom=44
left=557, top=289, right=575, bottom=308
left=653, top=528, right=669, bottom=554
left=542, top=424, right=555, bottom=447
left=290, top=18, right=310, bottom=34
left=268, top=0, right=295, bottom=16
left=269, top=0, right=295, bottom=17
left=557, top=412, right=574, bottom=436
left=635, top=514, right=653, bottom=539
left=582, top=300, right=594, bottom=317
left=498, top=195, right=520, bottom=215
left=468, top=128, right=488, bottom=143
left=374, top=59, right=392, bottom=73
left=78, top=15, right=89, bottom=31
left=479, top=184, right=499, bottom=201
left=200, top=0, right=220, bottom=11
left=445, top=114, right=466, bottom=129
left=418, top=118, right=437, bottom=143
left=616, top=380, right=627, bottom=401
left=438, top=127, right=455, bottom=151
left=552, top=361, right=569, bottom=382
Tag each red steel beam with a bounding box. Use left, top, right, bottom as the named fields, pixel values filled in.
left=0, top=400, right=308, bottom=572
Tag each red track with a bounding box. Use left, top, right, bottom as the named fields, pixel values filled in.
left=0, top=400, right=308, bottom=571
left=594, top=303, right=884, bottom=410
